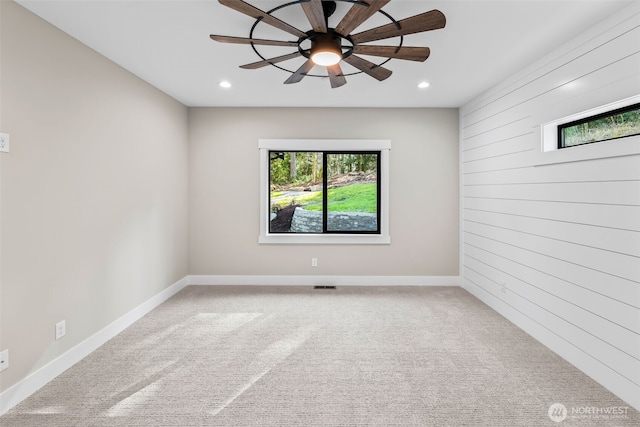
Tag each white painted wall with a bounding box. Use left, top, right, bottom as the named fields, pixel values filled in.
left=460, top=2, right=640, bottom=409
left=188, top=107, right=459, bottom=278
left=0, top=1, right=189, bottom=395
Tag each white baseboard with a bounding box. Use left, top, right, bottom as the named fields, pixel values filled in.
left=187, top=275, right=460, bottom=287
left=0, top=276, right=189, bottom=416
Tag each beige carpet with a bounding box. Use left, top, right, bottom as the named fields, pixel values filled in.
left=1, top=286, right=637, bottom=426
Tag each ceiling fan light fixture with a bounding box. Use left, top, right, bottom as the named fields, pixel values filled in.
left=311, top=50, right=341, bottom=66
left=310, top=33, right=342, bottom=66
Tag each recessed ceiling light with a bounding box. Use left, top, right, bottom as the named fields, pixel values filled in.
left=418, top=81, right=430, bottom=89
left=219, top=81, right=232, bottom=89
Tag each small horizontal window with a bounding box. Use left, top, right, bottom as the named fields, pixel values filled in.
left=558, top=102, right=640, bottom=148
left=536, top=94, right=640, bottom=166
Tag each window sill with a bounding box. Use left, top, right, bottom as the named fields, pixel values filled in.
left=258, top=234, right=391, bottom=245
left=533, top=134, right=640, bottom=167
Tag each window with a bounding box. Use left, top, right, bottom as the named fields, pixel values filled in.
left=558, top=102, right=640, bottom=148
left=269, top=151, right=380, bottom=234
left=536, top=94, right=640, bottom=166
left=259, top=140, right=390, bottom=244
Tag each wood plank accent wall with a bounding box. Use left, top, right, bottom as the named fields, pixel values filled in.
left=460, top=3, right=640, bottom=409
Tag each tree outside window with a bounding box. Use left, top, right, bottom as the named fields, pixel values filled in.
left=269, top=151, right=380, bottom=234
left=258, top=139, right=390, bottom=245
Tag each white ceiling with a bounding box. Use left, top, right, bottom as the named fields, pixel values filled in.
left=16, top=0, right=631, bottom=108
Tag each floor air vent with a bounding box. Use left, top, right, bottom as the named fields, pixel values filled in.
left=314, top=285, right=337, bottom=290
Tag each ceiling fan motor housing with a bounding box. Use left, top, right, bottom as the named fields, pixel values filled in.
left=322, top=0, right=337, bottom=19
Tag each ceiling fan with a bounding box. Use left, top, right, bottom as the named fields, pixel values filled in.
left=210, top=0, right=446, bottom=88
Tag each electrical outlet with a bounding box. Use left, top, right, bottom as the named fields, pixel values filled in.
left=500, top=281, right=507, bottom=293
left=0, top=132, right=9, bottom=153
left=55, top=320, right=66, bottom=340
left=0, top=349, right=8, bottom=372
left=311, top=258, right=318, bottom=267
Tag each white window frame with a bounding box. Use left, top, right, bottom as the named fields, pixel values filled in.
left=259, top=139, right=391, bottom=245
left=535, top=94, right=640, bottom=166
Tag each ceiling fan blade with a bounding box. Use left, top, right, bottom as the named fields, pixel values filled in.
left=327, top=63, right=347, bottom=88
left=240, top=52, right=303, bottom=69
left=342, top=55, right=392, bottom=81
left=218, top=0, right=307, bottom=38
left=300, top=0, right=327, bottom=33
left=284, top=59, right=315, bottom=84
left=335, top=0, right=390, bottom=36
left=352, top=45, right=430, bottom=62
left=210, top=35, right=298, bottom=47
left=350, top=10, right=446, bottom=45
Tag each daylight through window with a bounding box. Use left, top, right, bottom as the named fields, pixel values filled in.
left=269, top=151, right=380, bottom=234
left=259, top=139, right=390, bottom=245
left=558, top=102, right=640, bottom=148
